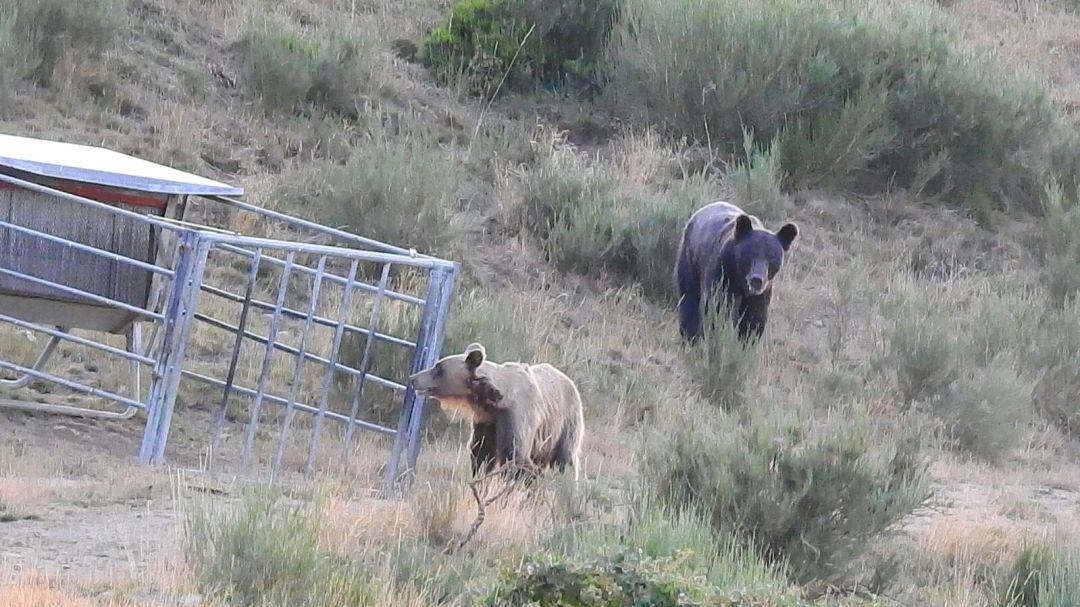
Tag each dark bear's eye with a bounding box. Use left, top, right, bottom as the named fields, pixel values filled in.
left=433, top=364, right=443, bottom=378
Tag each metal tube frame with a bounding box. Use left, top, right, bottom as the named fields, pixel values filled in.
left=0, top=171, right=459, bottom=491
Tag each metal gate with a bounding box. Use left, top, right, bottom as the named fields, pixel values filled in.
left=0, top=158, right=457, bottom=491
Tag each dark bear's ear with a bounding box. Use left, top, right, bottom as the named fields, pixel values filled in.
left=776, top=223, right=799, bottom=251
left=734, top=214, right=754, bottom=240
left=465, top=344, right=485, bottom=371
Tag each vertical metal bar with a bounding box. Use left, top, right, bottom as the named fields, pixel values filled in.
left=381, top=265, right=455, bottom=492
left=140, top=232, right=200, bottom=464
left=340, top=263, right=392, bottom=472
left=139, top=231, right=205, bottom=464
left=151, top=239, right=211, bottom=463
left=144, top=321, right=163, bottom=361
left=305, top=259, right=360, bottom=477
left=209, top=248, right=263, bottom=469
left=240, top=252, right=296, bottom=472
left=404, top=266, right=457, bottom=475
left=271, top=256, right=328, bottom=481
left=128, top=323, right=142, bottom=402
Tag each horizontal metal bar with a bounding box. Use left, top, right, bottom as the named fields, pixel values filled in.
left=211, top=243, right=428, bottom=307
left=200, top=230, right=455, bottom=271
left=208, top=195, right=440, bottom=261
left=0, top=313, right=156, bottom=365
left=0, top=359, right=146, bottom=410
left=199, top=283, right=417, bottom=349
left=0, top=219, right=175, bottom=277
left=0, top=171, right=189, bottom=232
left=0, top=398, right=138, bottom=419
left=191, top=312, right=408, bottom=393
left=0, top=267, right=165, bottom=321
left=179, top=369, right=397, bottom=436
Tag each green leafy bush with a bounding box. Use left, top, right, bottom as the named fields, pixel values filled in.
left=240, top=16, right=380, bottom=117
left=604, top=0, right=1077, bottom=208
left=483, top=553, right=746, bottom=607
left=644, top=401, right=930, bottom=585
left=422, top=0, right=618, bottom=97
left=483, top=552, right=686, bottom=604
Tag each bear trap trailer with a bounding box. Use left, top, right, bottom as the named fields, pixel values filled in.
left=0, top=133, right=457, bottom=491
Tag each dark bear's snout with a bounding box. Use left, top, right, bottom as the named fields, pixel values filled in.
left=745, top=258, right=771, bottom=296
left=747, top=275, right=767, bottom=295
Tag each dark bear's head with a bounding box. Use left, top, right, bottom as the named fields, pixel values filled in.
left=408, top=343, right=502, bottom=418
left=728, top=215, right=799, bottom=296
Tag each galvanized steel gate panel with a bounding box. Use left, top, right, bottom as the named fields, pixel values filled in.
left=0, top=169, right=457, bottom=491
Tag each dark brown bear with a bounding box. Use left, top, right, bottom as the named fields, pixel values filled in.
left=675, top=201, right=799, bottom=343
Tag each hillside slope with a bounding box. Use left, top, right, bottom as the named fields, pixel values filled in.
left=3, top=0, right=1080, bottom=605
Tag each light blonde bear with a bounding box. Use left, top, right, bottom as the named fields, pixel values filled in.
left=409, top=343, right=584, bottom=480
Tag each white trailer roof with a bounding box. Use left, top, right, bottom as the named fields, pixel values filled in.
left=0, top=133, right=243, bottom=196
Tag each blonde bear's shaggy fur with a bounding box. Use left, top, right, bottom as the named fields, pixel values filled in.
left=409, top=343, right=584, bottom=479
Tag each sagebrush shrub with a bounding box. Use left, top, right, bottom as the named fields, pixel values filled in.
left=240, top=16, right=379, bottom=117
left=778, top=82, right=896, bottom=192
left=884, top=285, right=961, bottom=404
left=728, top=130, right=791, bottom=222
left=935, top=355, right=1032, bottom=463
left=0, top=0, right=123, bottom=87
left=444, top=288, right=539, bottom=363
left=966, top=281, right=1040, bottom=367
left=184, top=492, right=377, bottom=606
left=644, top=400, right=929, bottom=584
left=687, top=295, right=759, bottom=410
left=1031, top=300, right=1080, bottom=436
left=1041, top=180, right=1080, bottom=306
left=517, top=139, right=719, bottom=298
left=604, top=0, right=1076, bottom=208
left=273, top=131, right=465, bottom=256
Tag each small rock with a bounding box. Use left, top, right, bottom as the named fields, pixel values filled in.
left=812, top=319, right=825, bottom=328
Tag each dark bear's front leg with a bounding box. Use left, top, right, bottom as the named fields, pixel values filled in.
left=676, top=256, right=702, bottom=343
left=469, top=422, right=497, bottom=476
left=494, top=411, right=536, bottom=482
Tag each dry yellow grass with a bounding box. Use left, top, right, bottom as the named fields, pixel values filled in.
left=948, top=0, right=1080, bottom=119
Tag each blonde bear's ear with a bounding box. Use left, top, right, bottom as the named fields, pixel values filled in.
left=464, top=343, right=486, bottom=370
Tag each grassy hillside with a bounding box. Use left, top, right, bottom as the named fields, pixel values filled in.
left=3, top=0, right=1080, bottom=605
